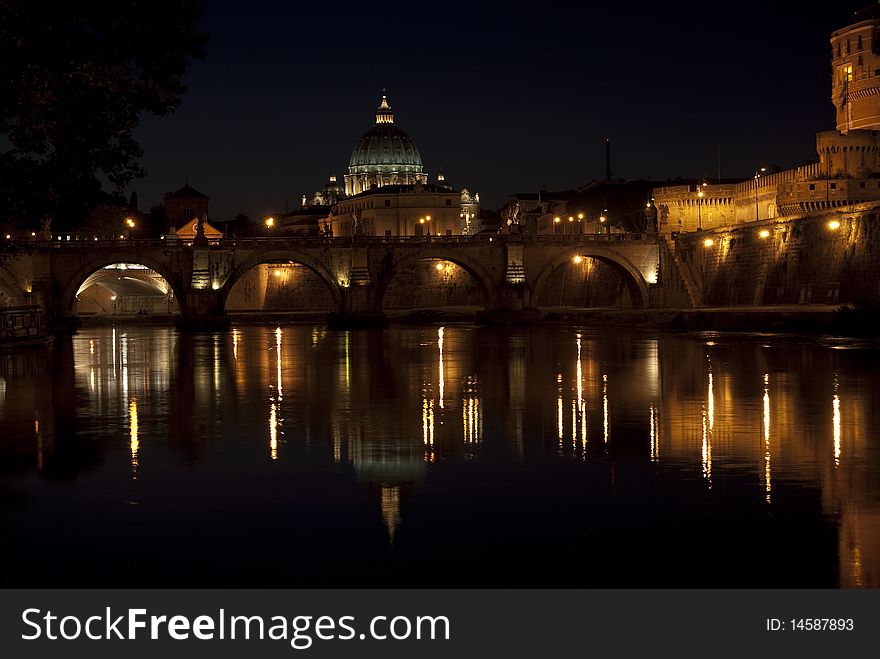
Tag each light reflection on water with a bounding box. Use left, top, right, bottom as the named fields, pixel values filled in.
left=1, top=325, right=879, bottom=588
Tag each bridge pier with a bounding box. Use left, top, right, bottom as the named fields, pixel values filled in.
left=176, top=289, right=230, bottom=331
left=476, top=282, right=540, bottom=324
left=327, top=284, right=388, bottom=329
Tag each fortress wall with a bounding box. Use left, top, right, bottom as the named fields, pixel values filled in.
left=674, top=204, right=880, bottom=307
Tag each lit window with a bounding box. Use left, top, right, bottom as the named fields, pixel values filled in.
left=846, top=64, right=853, bottom=81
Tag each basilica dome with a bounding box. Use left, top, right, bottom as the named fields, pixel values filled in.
left=344, top=95, right=428, bottom=196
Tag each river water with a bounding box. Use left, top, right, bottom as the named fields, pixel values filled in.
left=1, top=324, right=878, bottom=587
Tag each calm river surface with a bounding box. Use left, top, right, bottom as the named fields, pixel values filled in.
left=1, top=324, right=878, bottom=587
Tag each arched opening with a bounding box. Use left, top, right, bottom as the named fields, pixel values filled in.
left=74, top=263, right=179, bottom=319
left=225, top=261, right=338, bottom=315
left=382, top=258, right=489, bottom=313
left=533, top=253, right=648, bottom=310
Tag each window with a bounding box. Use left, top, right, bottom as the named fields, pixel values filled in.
left=445, top=199, right=451, bottom=206
left=858, top=35, right=863, bottom=50
left=831, top=183, right=837, bottom=189
left=861, top=181, right=867, bottom=188
left=859, top=55, right=863, bottom=66
left=809, top=183, right=816, bottom=190
left=845, top=64, right=853, bottom=81
left=384, top=199, right=391, bottom=207
left=446, top=229, right=452, bottom=236
left=837, top=43, right=841, bottom=58
left=385, top=229, right=392, bottom=237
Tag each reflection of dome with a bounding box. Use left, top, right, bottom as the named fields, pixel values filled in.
left=344, top=95, right=428, bottom=196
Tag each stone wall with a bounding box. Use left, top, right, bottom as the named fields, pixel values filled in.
left=674, top=204, right=880, bottom=307
left=226, top=264, right=336, bottom=311
left=384, top=260, right=481, bottom=309
left=534, top=259, right=632, bottom=308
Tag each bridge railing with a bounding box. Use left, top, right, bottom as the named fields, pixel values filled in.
left=36, top=232, right=658, bottom=249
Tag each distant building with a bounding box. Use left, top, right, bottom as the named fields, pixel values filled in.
left=288, top=95, right=481, bottom=236
left=330, top=182, right=472, bottom=237
left=344, top=95, right=428, bottom=196
left=653, top=5, right=880, bottom=233
left=164, top=183, right=210, bottom=232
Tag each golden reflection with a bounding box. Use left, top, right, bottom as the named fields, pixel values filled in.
left=381, top=484, right=401, bottom=542
left=602, top=373, right=609, bottom=444
left=649, top=403, right=659, bottom=462
left=129, top=397, right=139, bottom=479
left=707, top=370, right=715, bottom=431
left=576, top=334, right=583, bottom=412
left=463, top=375, right=481, bottom=446
left=438, top=327, right=445, bottom=409
left=557, top=373, right=564, bottom=445
left=89, top=339, right=95, bottom=355
left=701, top=404, right=712, bottom=486
left=35, top=411, right=43, bottom=472
left=270, top=403, right=278, bottom=461
left=275, top=327, right=283, bottom=398
left=763, top=373, right=772, bottom=504
left=833, top=380, right=841, bottom=468
left=233, top=329, right=239, bottom=360
left=423, top=395, right=435, bottom=449
left=269, top=327, right=283, bottom=461
left=344, top=331, right=350, bottom=389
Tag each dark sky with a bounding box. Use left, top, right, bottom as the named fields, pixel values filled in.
left=132, top=1, right=863, bottom=219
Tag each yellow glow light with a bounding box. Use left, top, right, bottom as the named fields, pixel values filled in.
left=274, top=269, right=282, bottom=277
left=435, top=262, right=444, bottom=271
left=703, top=238, right=715, bottom=247
left=554, top=217, right=561, bottom=223
left=759, top=229, right=770, bottom=239
left=568, top=216, right=574, bottom=222
left=425, top=215, right=431, bottom=221
left=577, top=212, right=584, bottom=219
left=265, top=217, right=275, bottom=227
left=419, top=218, right=425, bottom=224
left=828, top=220, right=841, bottom=230
left=573, top=255, right=583, bottom=264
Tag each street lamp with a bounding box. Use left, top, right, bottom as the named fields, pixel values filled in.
left=265, top=216, right=275, bottom=228
left=599, top=209, right=608, bottom=234
left=696, top=182, right=707, bottom=230
left=754, top=167, right=766, bottom=223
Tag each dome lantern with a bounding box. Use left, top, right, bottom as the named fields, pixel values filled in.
left=376, top=94, right=394, bottom=124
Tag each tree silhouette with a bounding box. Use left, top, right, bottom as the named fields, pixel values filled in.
left=0, top=1, right=206, bottom=231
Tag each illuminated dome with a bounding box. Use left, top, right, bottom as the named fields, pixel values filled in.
left=344, top=95, right=428, bottom=196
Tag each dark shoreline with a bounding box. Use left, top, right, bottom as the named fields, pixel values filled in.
left=74, top=305, right=880, bottom=338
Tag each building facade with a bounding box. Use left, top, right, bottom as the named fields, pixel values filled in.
left=330, top=182, right=471, bottom=237
left=288, top=95, right=481, bottom=236
left=654, top=6, right=880, bottom=233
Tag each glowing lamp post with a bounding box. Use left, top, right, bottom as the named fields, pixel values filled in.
left=696, top=182, right=707, bottom=230
left=754, top=167, right=766, bottom=223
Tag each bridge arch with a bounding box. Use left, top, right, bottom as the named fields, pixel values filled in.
left=377, top=248, right=497, bottom=311
left=530, top=247, right=650, bottom=309
left=219, top=250, right=342, bottom=310
left=62, top=254, right=188, bottom=317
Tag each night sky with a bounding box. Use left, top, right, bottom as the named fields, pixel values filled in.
left=131, top=1, right=863, bottom=220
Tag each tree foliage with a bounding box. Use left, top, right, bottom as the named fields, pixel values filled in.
left=0, top=0, right=206, bottom=231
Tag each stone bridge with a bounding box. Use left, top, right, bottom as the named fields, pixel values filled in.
left=0, top=234, right=661, bottom=328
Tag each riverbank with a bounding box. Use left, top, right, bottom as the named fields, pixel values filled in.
left=74, top=304, right=880, bottom=337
